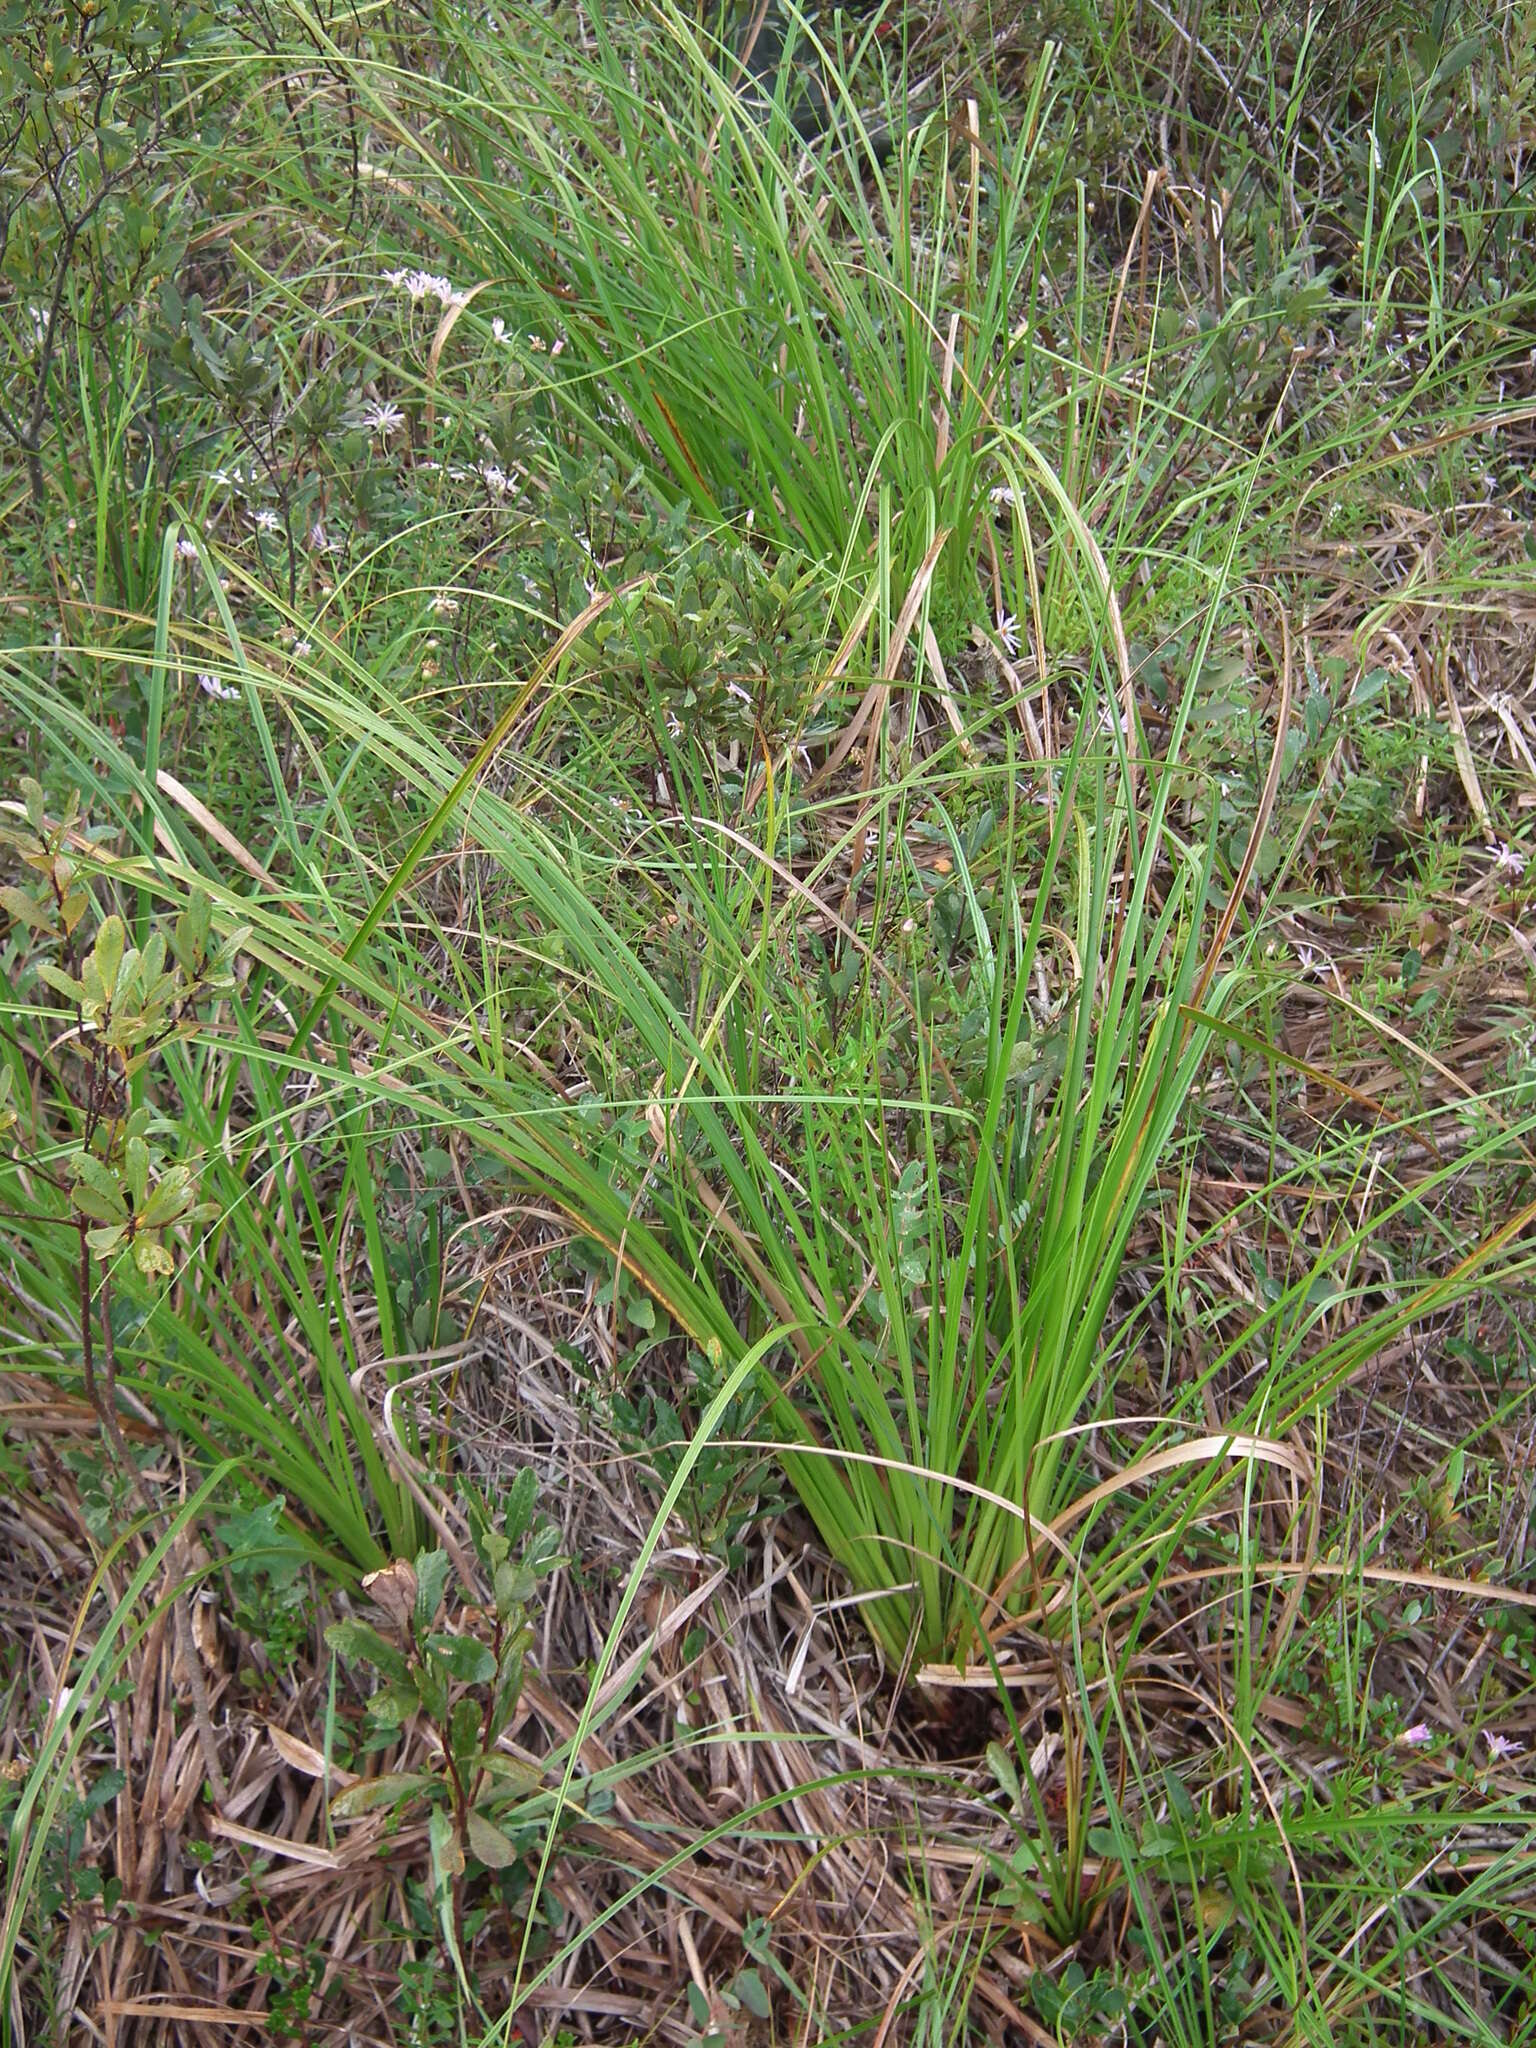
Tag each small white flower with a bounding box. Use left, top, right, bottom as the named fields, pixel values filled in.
left=1295, top=944, right=1329, bottom=978
left=308, top=521, right=332, bottom=553
left=429, top=594, right=460, bottom=616
left=175, top=537, right=200, bottom=560
left=388, top=268, right=462, bottom=308
left=995, top=610, right=1020, bottom=656
left=198, top=672, right=242, bottom=702
left=292, top=639, right=312, bottom=659
left=252, top=507, right=281, bottom=535
left=491, top=316, right=509, bottom=344
left=1488, top=841, right=1527, bottom=877
left=989, top=485, right=1024, bottom=509
left=479, top=463, right=510, bottom=495
left=528, top=334, right=548, bottom=352
left=362, top=397, right=405, bottom=436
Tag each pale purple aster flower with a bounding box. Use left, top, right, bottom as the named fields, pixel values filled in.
left=198, top=672, right=241, bottom=702
left=1486, top=1731, right=1524, bottom=1763
left=1398, top=1722, right=1433, bottom=1748
left=175, top=537, right=200, bottom=560
left=996, top=610, right=1020, bottom=657
left=479, top=463, right=510, bottom=495
left=1488, top=841, right=1527, bottom=877
left=292, top=639, right=312, bottom=659
left=252, top=507, right=281, bottom=535
left=989, top=485, right=1025, bottom=509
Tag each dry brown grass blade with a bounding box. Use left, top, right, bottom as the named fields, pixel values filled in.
left=207, top=1816, right=346, bottom=1869
left=921, top=620, right=975, bottom=760
left=103, top=1996, right=269, bottom=2024
left=426, top=278, right=494, bottom=426
left=155, top=769, right=294, bottom=906
left=973, top=1429, right=1307, bottom=1637
left=1048, top=1430, right=1312, bottom=1537
left=1438, top=635, right=1494, bottom=838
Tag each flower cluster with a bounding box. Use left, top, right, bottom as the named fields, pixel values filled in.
left=385, top=268, right=464, bottom=309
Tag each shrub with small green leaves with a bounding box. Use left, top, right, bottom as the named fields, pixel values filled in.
left=0, top=0, right=211, bottom=506
left=323, top=1474, right=567, bottom=1964
left=1, top=776, right=246, bottom=1379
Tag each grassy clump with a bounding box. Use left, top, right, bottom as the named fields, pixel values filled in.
left=2, top=1, right=1535, bottom=2043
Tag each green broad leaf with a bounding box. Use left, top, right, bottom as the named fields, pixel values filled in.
left=428, top=1803, right=471, bottom=2000
left=132, top=1235, right=175, bottom=1279
left=35, top=960, right=88, bottom=1004
left=492, top=1556, right=522, bottom=1617
left=75, top=1186, right=129, bottom=1227
left=736, top=1968, right=771, bottom=2019
left=91, top=916, right=127, bottom=1001
left=366, top=1678, right=422, bottom=1726
left=471, top=1751, right=542, bottom=1795
left=413, top=1547, right=451, bottom=1634
left=329, top=1771, right=436, bottom=1819
left=429, top=1802, right=465, bottom=1886
left=502, top=1469, right=537, bottom=1546
left=1163, top=1769, right=1197, bottom=1823
left=426, top=1632, right=496, bottom=1686
left=124, top=1136, right=150, bottom=1212
left=415, top=1658, right=449, bottom=1725
left=448, top=1697, right=482, bottom=1763
left=60, top=888, right=90, bottom=936
left=139, top=1163, right=200, bottom=1228
left=466, top=1807, right=520, bottom=1868
left=176, top=888, right=212, bottom=971
left=985, top=1740, right=1023, bottom=1813
left=0, top=885, right=51, bottom=931
left=324, top=1617, right=411, bottom=1684
left=137, top=929, right=168, bottom=993
left=70, top=1152, right=128, bottom=1220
